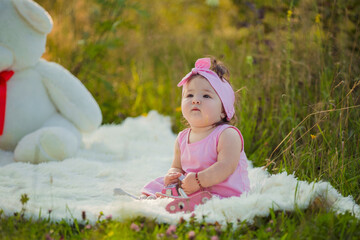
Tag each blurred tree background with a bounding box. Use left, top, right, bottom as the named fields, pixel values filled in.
left=35, top=0, right=359, bottom=199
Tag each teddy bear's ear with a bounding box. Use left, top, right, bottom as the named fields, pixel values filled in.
left=12, top=0, right=53, bottom=34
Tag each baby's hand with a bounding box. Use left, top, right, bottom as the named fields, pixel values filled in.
left=164, top=172, right=182, bottom=186
left=181, top=172, right=200, bottom=195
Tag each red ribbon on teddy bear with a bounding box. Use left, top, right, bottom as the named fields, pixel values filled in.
left=0, top=70, right=14, bottom=135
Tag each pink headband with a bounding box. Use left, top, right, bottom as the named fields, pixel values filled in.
left=177, top=58, right=235, bottom=121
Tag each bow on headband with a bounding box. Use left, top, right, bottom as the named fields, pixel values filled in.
left=177, top=58, right=235, bottom=121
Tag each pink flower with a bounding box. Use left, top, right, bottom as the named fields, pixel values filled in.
left=130, top=222, right=140, bottom=232
left=156, top=233, right=164, bottom=239
left=45, top=234, right=54, bottom=240
left=85, top=224, right=92, bottom=230
left=188, top=230, right=196, bottom=239
left=166, top=224, right=177, bottom=236
left=106, top=214, right=112, bottom=220
left=211, top=236, right=219, bottom=240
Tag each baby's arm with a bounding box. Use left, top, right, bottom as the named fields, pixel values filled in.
left=182, top=128, right=242, bottom=194
left=164, top=136, right=184, bottom=186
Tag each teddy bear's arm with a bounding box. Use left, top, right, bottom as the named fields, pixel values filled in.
left=36, top=59, right=102, bottom=132
left=0, top=45, right=14, bottom=71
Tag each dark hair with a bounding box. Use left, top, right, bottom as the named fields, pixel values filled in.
left=209, top=57, right=230, bottom=82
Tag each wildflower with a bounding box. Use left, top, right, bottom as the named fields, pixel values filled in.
left=175, top=106, right=182, bottom=112
left=142, top=112, right=148, bottom=117
left=287, top=10, right=292, bottom=21
left=130, top=222, right=140, bottom=232
left=166, top=225, right=177, bottom=236
left=45, top=234, right=54, bottom=240
left=211, top=236, right=219, bottom=240
left=85, top=224, right=92, bottom=230
left=106, top=214, right=112, bottom=220
left=311, top=134, right=316, bottom=139
left=188, top=230, right=196, bottom=239
left=315, top=14, right=321, bottom=24
left=266, top=227, right=272, bottom=232
left=156, top=233, right=165, bottom=239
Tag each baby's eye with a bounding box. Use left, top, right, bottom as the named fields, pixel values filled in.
left=203, top=94, right=211, bottom=98
left=186, top=94, right=193, bottom=98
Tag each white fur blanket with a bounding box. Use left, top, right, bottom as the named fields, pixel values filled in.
left=0, top=111, right=359, bottom=225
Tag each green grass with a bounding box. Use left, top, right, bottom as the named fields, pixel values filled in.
left=2, top=0, right=360, bottom=238
left=1, top=205, right=360, bottom=239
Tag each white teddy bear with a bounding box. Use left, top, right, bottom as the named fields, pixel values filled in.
left=0, top=0, right=102, bottom=163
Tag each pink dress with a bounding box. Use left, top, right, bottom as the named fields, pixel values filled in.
left=142, top=124, right=250, bottom=198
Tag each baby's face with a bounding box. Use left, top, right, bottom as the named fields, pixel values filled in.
left=181, top=76, right=225, bottom=128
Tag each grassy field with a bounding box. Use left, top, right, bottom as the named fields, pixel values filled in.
left=1, top=203, right=360, bottom=239
left=1, top=0, right=360, bottom=238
